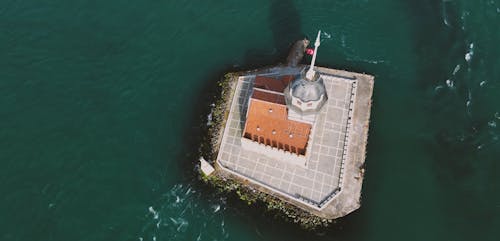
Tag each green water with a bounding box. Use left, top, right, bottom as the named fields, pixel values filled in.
left=1, top=0, right=499, bottom=240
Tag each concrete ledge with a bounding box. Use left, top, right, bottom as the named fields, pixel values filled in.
left=200, top=157, right=215, bottom=176
left=316, top=66, right=374, bottom=218
left=212, top=65, right=374, bottom=219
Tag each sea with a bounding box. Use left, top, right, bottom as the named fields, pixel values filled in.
left=1, top=0, right=499, bottom=240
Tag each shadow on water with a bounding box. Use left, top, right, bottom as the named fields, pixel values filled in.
left=176, top=0, right=307, bottom=176
left=175, top=0, right=305, bottom=179
left=268, top=0, right=303, bottom=60
left=239, top=0, right=306, bottom=70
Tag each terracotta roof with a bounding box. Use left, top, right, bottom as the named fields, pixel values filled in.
left=252, top=89, right=286, bottom=105
left=243, top=99, right=311, bottom=155
left=254, top=75, right=294, bottom=93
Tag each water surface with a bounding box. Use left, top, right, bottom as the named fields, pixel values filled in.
left=0, top=0, right=499, bottom=240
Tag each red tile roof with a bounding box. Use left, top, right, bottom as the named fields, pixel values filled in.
left=254, top=75, right=294, bottom=93
left=252, top=89, right=286, bottom=105
left=243, top=80, right=312, bottom=155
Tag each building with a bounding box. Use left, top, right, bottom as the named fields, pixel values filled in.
left=241, top=31, right=328, bottom=167
left=241, top=75, right=312, bottom=166
left=211, top=30, right=374, bottom=219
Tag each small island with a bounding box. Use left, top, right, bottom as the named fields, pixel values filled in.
left=200, top=31, right=374, bottom=228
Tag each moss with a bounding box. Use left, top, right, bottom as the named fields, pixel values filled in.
left=202, top=171, right=333, bottom=229
left=203, top=73, right=237, bottom=162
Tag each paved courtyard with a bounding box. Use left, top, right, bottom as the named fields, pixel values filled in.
left=217, top=69, right=358, bottom=206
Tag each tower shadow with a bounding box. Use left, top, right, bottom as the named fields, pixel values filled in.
left=174, top=0, right=353, bottom=232
left=242, top=0, right=305, bottom=69
left=268, top=0, right=303, bottom=61
left=176, top=0, right=307, bottom=172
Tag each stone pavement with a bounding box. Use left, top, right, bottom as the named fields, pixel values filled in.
left=216, top=69, right=357, bottom=206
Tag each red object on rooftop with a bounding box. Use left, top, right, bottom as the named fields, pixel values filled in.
left=306, top=48, right=314, bottom=56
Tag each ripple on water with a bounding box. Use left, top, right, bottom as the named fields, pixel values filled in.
left=446, top=79, right=455, bottom=88
left=138, top=183, right=228, bottom=241
left=487, top=120, right=496, bottom=128
left=453, top=64, right=461, bottom=75
left=465, top=43, right=474, bottom=63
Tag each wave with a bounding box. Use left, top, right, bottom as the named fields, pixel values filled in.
left=137, top=183, right=229, bottom=241
left=465, top=43, right=474, bottom=63
left=320, top=30, right=332, bottom=40
left=442, top=0, right=452, bottom=26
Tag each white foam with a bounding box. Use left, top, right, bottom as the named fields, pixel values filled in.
left=453, top=64, right=461, bottom=75
left=466, top=91, right=472, bottom=107
left=148, top=206, right=159, bottom=220
left=139, top=183, right=217, bottom=240
left=465, top=43, right=474, bottom=62
left=207, top=112, right=213, bottom=126
left=185, top=187, right=192, bottom=195
left=442, top=1, right=450, bottom=27
left=175, top=218, right=188, bottom=232
left=465, top=52, right=472, bottom=62
left=443, top=16, right=450, bottom=26
left=221, top=219, right=226, bottom=236
left=446, top=79, right=454, bottom=88
left=365, top=59, right=385, bottom=64
left=320, top=31, right=332, bottom=39
left=212, top=204, right=221, bottom=213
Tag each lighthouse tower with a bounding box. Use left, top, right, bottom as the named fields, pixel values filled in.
left=284, top=31, right=328, bottom=124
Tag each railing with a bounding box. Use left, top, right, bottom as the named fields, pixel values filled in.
left=338, top=80, right=358, bottom=189
left=217, top=72, right=360, bottom=210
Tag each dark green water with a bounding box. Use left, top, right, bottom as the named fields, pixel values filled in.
left=1, top=0, right=499, bottom=240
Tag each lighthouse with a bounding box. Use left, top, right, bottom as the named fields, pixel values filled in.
left=284, top=30, right=328, bottom=124
left=211, top=28, right=375, bottom=220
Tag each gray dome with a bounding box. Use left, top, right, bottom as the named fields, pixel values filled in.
left=289, top=70, right=327, bottom=102
left=284, top=68, right=328, bottom=115
left=290, top=75, right=326, bottom=102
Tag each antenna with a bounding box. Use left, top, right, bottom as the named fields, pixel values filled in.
left=306, top=30, right=321, bottom=80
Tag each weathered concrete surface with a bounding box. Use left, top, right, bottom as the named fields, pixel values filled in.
left=314, top=66, right=374, bottom=218
left=200, top=157, right=215, bottom=176
left=212, top=65, right=374, bottom=219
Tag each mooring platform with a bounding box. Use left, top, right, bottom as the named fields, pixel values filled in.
left=214, top=65, right=373, bottom=219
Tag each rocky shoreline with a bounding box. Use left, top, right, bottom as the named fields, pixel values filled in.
left=198, top=71, right=334, bottom=229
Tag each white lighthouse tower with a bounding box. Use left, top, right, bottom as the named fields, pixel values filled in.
left=284, top=30, right=328, bottom=124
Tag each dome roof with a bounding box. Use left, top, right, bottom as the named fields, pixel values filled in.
left=289, top=71, right=326, bottom=102
left=283, top=68, right=328, bottom=115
